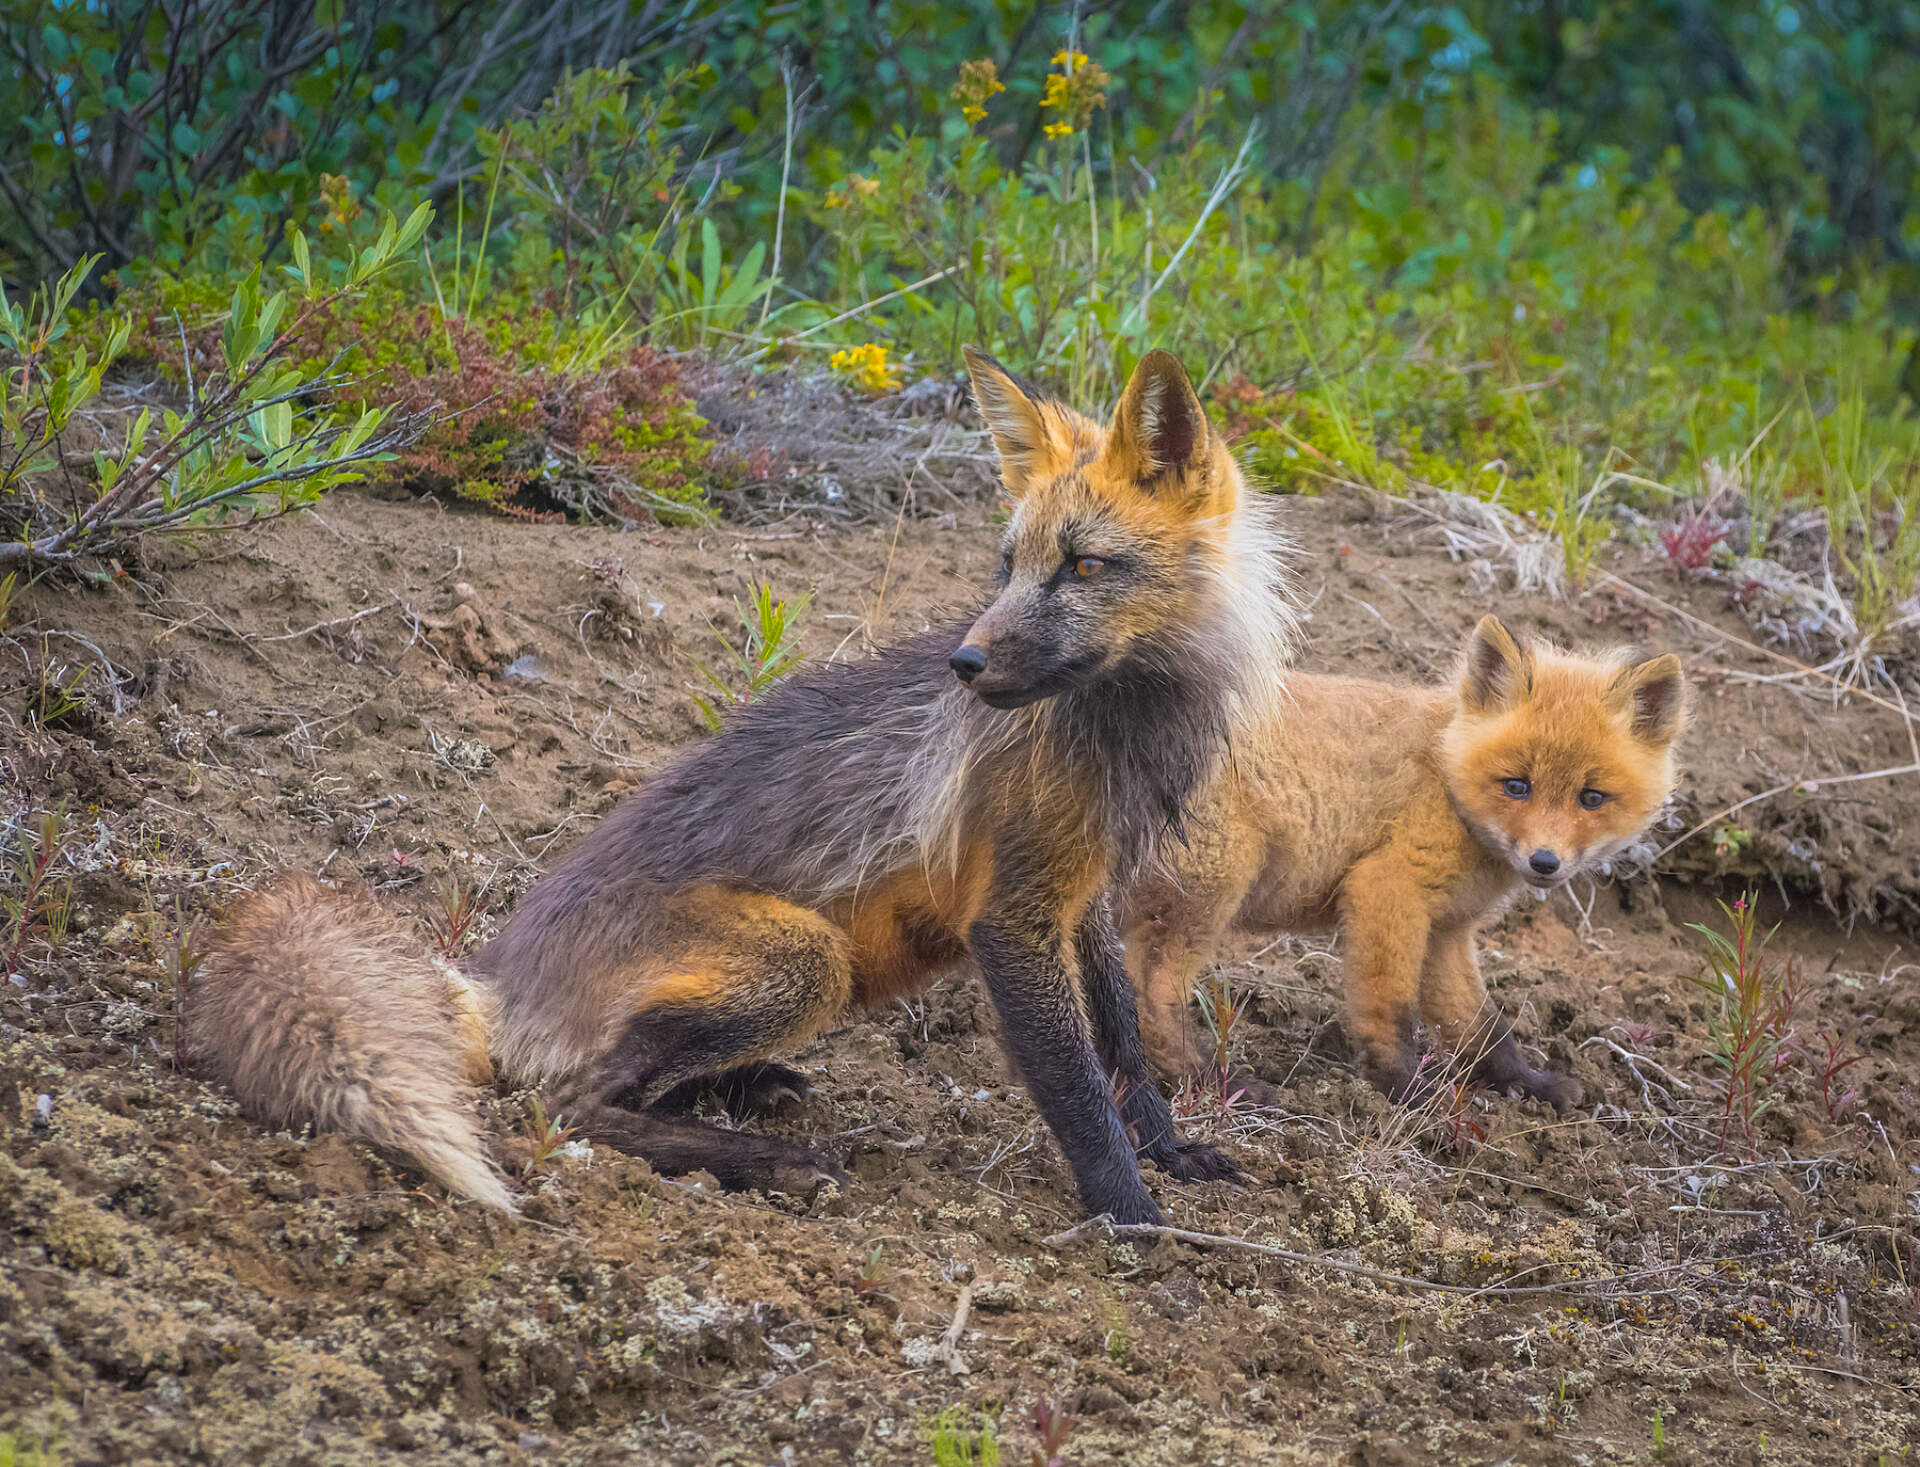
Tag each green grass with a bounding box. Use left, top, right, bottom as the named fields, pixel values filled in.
left=927, top=1407, right=1000, bottom=1467
left=691, top=581, right=814, bottom=731
left=0, top=1431, right=58, bottom=1467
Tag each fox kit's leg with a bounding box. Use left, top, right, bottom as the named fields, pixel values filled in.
left=1420, top=926, right=1581, bottom=1109
left=1127, top=899, right=1229, bottom=1084
left=1126, top=889, right=1285, bottom=1104
left=1076, top=903, right=1238, bottom=1183
left=561, top=889, right=854, bottom=1189
left=970, top=852, right=1163, bottom=1225
left=1336, top=856, right=1432, bottom=1100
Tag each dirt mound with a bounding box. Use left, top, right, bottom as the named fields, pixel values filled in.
left=2, top=486, right=1917, bottom=1464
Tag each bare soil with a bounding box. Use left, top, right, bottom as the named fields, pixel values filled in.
left=3, top=468, right=1918, bottom=1465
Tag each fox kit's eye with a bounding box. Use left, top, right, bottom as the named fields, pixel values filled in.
left=1502, top=777, right=1531, bottom=801
left=1578, top=788, right=1609, bottom=811
left=1074, top=556, right=1106, bottom=579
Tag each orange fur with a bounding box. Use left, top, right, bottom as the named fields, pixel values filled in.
left=1124, top=615, right=1686, bottom=1106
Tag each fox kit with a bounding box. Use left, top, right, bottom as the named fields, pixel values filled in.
left=190, top=349, right=1297, bottom=1224
left=1123, top=615, right=1685, bottom=1107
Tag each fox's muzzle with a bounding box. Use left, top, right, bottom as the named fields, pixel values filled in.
left=951, top=598, right=1104, bottom=709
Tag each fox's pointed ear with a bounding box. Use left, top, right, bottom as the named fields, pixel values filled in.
left=1107, top=349, right=1210, bottom=490
left=1460, top=615, right=1531, bottom=712
left=1609, top=653, right=1687, bottom=746
left=965, top=346, right=1068, bottom=496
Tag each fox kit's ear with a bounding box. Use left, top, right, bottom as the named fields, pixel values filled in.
left=1460, top=615, right=1531, bottom=712
left=965, top=346, right=1069, bottom=496
left=1610, top=653, right=1687, bottom=745
left=1107, top=349, right=1211, bottom=491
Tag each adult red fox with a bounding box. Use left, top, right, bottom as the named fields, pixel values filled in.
left=1123, top=616, right=1686, bottom=1107
left=189, top=349, right=1297, bottom=1223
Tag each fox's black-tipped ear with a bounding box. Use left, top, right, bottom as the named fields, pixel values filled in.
left=965, top=345, right=1067, bottom=496
left=1108, top=349, right=1210, bottom=489
left=1609, top=653, right=1687, bottom=745
left=1461, top=615, right=1531, bottom=712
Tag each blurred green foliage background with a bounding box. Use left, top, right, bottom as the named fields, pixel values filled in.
left=3, top=1, right=1917, bottom=629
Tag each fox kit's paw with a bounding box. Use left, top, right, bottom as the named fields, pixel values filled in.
left=1217, top=1070, right=1284, bottom=1109
left=1364, top=1052, right=1433, bottom=1108
left=1152, top=1138, right=1242, bottom=1185
left=1474, top=1037, right=1583, bottom=1111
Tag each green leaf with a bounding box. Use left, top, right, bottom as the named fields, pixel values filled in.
left=700, top=218, right=720, bottom=312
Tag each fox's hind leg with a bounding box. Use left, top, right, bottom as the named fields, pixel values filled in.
left=1419, top=926, right=1581, bottom=1110
left=568, top=1102, right=839, bottom=1191
left=654, top=1062, right=812, bottom=1118
left=564, top=888, right=854, bottom=1189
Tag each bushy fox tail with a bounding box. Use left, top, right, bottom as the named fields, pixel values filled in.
left=188, top=872, right=517, bottom=1215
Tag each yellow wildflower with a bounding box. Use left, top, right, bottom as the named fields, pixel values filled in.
left=951, top=58, right=1006, bottom=128
left=1040, top=50, right=1108, bottom=140
left=830, top=343, right=903, bottom=397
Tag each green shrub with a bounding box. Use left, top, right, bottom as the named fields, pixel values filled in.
left=96, top=232, right=717, bottom=525
left=1, top=208, right=430, bottom=573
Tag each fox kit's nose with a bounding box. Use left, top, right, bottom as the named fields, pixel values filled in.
left=949, top=644, right=989, bottom=683
left=1528, top=848, right=1561, bottom=877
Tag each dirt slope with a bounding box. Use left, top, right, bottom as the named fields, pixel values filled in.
left=2, top=479, right=1917, bottom=1466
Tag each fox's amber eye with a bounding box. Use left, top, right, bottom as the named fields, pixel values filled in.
left=1502, top=777, right=1531, bottom=801
left=1074, top=556, right=1106, bottom=578
left=1578, top=788, right=1608, bottom=810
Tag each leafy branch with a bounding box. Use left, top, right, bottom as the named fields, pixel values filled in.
left=0, top=204, right=435, bottom=571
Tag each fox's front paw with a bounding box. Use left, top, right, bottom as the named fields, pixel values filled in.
left=1085, top=1173, right=1166, bottom=1228
left=1366, top=1054, right=1436, bottom=1108
left=1513, top=1065, right=1582, bottom=1110
left=1154, top=1138, right=1242, bottom=1184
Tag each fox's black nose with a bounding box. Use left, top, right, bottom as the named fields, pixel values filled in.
left=949, top=645, right=988, bottom=683
left=1529, top=848, right=1561, bottom=876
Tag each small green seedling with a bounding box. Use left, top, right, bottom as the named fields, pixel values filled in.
left=928, top=1406, right=1001, bottom=1467
left=521, top=1096, right=578, bottom=1177
left=692, top=580, right=812, bottom=730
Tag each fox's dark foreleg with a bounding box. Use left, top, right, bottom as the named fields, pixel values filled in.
left=1076, top=902, right=1240, bottom=1184
left=970, top=860, right=1162, bottom=1224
